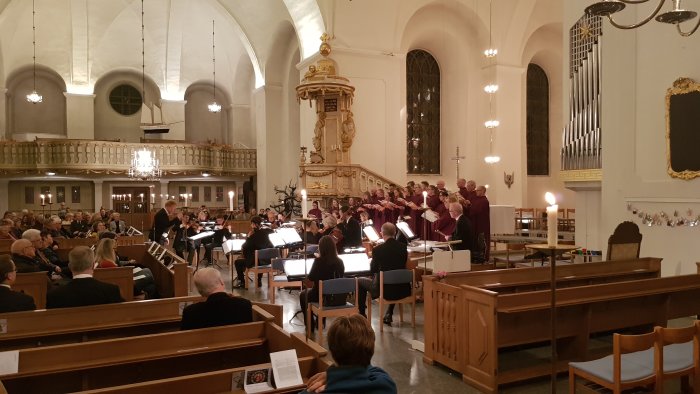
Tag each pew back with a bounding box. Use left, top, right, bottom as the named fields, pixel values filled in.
left=12, top=272, right=48, bottom=309
left=92, top=267, right=134, bottom=301
left=118, top=244, right=188, bottom=297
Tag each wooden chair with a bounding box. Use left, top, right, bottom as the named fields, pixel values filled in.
left=655, top=324, right=695, bottom=392
left=607, top=221, right=642, bottom=261
left=493, top=243, right=531, bottom=268
left=569, top=330, right=660, bottom=394
left=369, top=269, right=416, bottom=332
left=307, top=277, right=359, bottom=345
left=244, top=248, right=280, bottom=290
left=268, top=257, right=302, bottom=304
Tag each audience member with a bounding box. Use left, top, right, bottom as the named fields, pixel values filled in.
left=11, top=238, right=61, bottom=275
left=181, top=268, right=252, bottom=330
left=109, top=212, right=128, bottom=235
left=302, top=315, right=397, bottom=394
left=46, top=246, right=124, bottom=309
left=357, top=223, right=409, bottom=325
left=0, top=255, right=36, bottom=313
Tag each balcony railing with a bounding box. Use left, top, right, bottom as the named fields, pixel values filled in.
left=0, top=139, right=257, bottom=176
left=300, top=163, right=397, bottom=199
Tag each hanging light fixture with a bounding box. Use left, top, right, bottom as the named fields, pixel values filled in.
left=26, top=0, right=42, bottom=104
left=128, top=148, right=162, bottom=181
left=586, top=0, right=699, bottom=36
left=483, top=0, right=500, bottom=164
left=208, top=19, right=222, bottom=113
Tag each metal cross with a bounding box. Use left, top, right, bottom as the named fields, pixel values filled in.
left=451, top=146, right=465, bottom=180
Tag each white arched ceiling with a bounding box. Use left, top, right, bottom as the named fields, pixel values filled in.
left=282, top=0, right=324, bottom=60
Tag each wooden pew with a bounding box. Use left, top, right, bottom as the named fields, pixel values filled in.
left=0, top=297, right=281, bottom=351
left=12, top=272, right=49, bottom=309
left=423, top=269, right=700, bottom=393
left=92, top=267, right=134, bottom=302
left=0, top=318, right=327, bottom=394
left=55, top=236, right=146, bottom=261
left=117, top=244, right=188, bottom=297
left=0, top=240, right=11, bottom=255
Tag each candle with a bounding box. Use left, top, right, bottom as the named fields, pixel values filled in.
left=139, top=193, right=144, bottom=202
left=301, top=190, right=308, bottom=218
left=228, top=191, right=234, bottom=211
left=545, top=192, right=558, bottom=247
left=48, top=193, right=52, bottom=204
left=151, top=194, right=155, bottom=204
left=128, top=193, right=131, bottom=201
left=422, top=191, right=428, bottom=208
left=40, top=194, right=45, bottom=205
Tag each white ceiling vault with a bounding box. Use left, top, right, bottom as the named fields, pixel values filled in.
left=0, top=0, right=325, bottom=98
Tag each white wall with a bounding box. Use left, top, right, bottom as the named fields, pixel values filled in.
left=567, top=1, right=700, bottom=276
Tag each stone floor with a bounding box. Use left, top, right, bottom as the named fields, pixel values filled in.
left=206, top=263, right=688, bottom=393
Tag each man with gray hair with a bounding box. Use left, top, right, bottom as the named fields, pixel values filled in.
left=46, top=246, right=123, bottom=309
left=181, top=267, right=253, bottom=330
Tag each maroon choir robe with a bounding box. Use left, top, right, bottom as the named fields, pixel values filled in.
left=432, top=203, right=455, bottom=241
left=468, top=195, right=491, bottom=261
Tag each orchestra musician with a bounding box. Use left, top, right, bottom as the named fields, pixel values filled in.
left=299, top=235, right=345, bottom=331
left=233, top=216, right=274, bottom=289
left=338, top=206, right=362, bottom=248
left=445, top=202, right=474, bottom=253
left=203, top=220, right=234, bottom=266
left=150, top=200, right=181, bottom=245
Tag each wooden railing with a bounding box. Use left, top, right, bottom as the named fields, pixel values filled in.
left=299, top=163, right=398, bottom=199
left=0, top=139, right=257, bottom=175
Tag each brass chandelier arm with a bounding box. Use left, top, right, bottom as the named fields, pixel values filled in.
left=676, top=16, right=700, bottom=36
left=620, top=0, right=653, bottom=4
left=607, top=0, right=666, bottom=29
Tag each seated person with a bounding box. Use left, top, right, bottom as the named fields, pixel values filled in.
left=46, top=246, right=124, bottom=309
left=203, top=220, right=233, bottom=265
left=303, top=220, right=321, bottom=245
left=0, top=255, right=36, bottom=313
left=302, top=315, right=397, bottom=394
left=299, top=235, right=345, bottom=331
left=181, top=268, right=252, bottom=330
left=357, top=223, right=410, bottom=325
left=109, top=212, right=128, bottom=235
left=90, top=221, right=107, bottom=238
left=0, top=219, right=16, bottom=240
left=70, top=212, right=91, bottom=237
left=234, top=216, right=274, bottom=288
left=11, top=238, right=61, bottom=276
left=39, top=229, right=64, bottom=269
left=94, top=238, right=157, bottom=298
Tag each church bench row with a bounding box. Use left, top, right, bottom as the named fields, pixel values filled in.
left=117, top=244, right=189, bottom=298
left=0, top=313, right=308, bottom=393
left=0, top=236, right=145, bottom=259
left=423, top=259, right=700, bottom=393
left=13, top=267, right=135, bottom=309
left=0, top=297, right=282, bottom=351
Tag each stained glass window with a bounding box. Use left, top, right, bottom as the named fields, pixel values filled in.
left=526, top=64, right=550, bottom=176
left=406, top=49, right=440, bottom=174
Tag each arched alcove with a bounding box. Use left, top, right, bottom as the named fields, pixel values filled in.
left=184, top=82, right=231, bottom=144
left=6, top=65, right=66, bottom=138
left=93, top=70, right=161, bottom=142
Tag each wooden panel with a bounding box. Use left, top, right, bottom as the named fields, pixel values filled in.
left=13, top=272, right=48, bottom=309
left=93, top=267, right=134, bottom=302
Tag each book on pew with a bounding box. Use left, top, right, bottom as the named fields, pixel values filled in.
left=243, top=367, right=273, bottom=393
left=270, top=349, right=303, bottom=389
left=0, top=350, right=19, bottom=375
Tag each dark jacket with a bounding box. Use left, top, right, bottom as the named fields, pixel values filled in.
left=369, top=238, right=410, bottom=300
left=241, top=228, right=274, bottom=264
left=300, top=365, right=397, bottom=394
left=46, top=277, right=124, bottom=309
left=0, top=286, right=36, bottom=313
left=150, top=208, right=180, bottom=244
left=451, top=214, right=474, bottom=252
left=12, top=253, right=56, bottom=274
left=180, top=292, right=253, bottom=330
left=339, top=217, right=362, bottom=248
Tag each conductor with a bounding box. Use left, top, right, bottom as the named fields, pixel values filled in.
left=150, top=200, right=181, bottom=245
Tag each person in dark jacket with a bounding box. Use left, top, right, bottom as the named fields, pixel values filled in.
left=0, top=255, right=36, bottom=313
left=301, top=314, right=397, bottom=394
left=150, top=200, right=181, bottom=245
left=448, top=202, right=474, bottom=253
left=299, top=235, right=346, bottom=330
left=338, top=205, right=362, bottom=248
left=357, top=222, right=410, bottom=324
left=234, top=216, right=274, bottom=288
left=46, top=246, right=124, bottom=309
left=181, top=268, right=252, bottom=330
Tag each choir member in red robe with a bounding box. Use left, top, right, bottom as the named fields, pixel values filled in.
left=468, top=185, right=491, bottom=262
left=432, top=191, right=456, bottom=241
left=308, top=201, right=323, bottom=221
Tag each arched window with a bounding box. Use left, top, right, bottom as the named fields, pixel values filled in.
left=526, top=63, right=549, bottom=176
left=406, top=49, right=440, bottom=174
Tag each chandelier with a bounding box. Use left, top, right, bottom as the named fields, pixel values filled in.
left=208, top=19, right=222, bottom=113
left=483, top=0, right=500, bottom=164
left=128, top=148, right=162, bottom=180
left=586, top=0, right=699, bottom=36
left=26, top=0, right=42, bottom=104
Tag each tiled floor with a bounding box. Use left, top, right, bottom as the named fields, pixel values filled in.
left=210, top=264, right=688, bottom=393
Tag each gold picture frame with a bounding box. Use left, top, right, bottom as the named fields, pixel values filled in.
left=666, top=77, right=700, bottom=180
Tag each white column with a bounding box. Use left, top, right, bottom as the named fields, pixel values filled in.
left=160, top=180, right=169, bottom=208
left=0, top=89, right=7, bottom=140
left=0, top=180, right=9, bottom=214
left=64, top=93, right=96, bottom=139
left=254, top=85, right=286, bottom=210
left=93, top=180, right=103, bottom=212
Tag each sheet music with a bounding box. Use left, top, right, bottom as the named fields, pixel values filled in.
left=268, top=233, right=286, bottom=248
left=421, top=209, right=439, bottom=223
left=223, top=239, right=245, bottom=254
left=276, top=228, right=302, bottom=244
left=0, top=350, right=19, bottom=375
left=270, top=349, right=303, bottom=388
left=363, top=226, right=380, bottom=243
left=396, top=221, right=417, bottom=240
left=188, top=231, right=214, bottom=241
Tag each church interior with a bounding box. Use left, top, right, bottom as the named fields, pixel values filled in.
left=1, top=0, right=700, bottom=392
